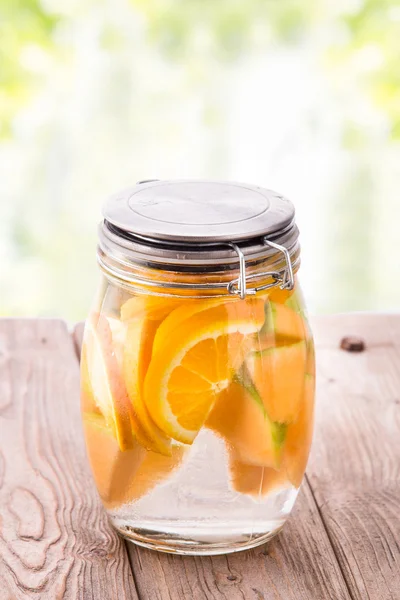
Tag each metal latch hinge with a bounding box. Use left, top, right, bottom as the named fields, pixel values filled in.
left=227, top=237, right=295, bottom=300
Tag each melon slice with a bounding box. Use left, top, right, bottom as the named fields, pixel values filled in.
left=249, top=341, right=307, bottom=424
left=83, top=413, right=185, bottom=509
left=284, top=374, right=315, bottom=487
left=255, top=298, right=309, bottom=352
left=268, top=302, right=307, bottom=341
left=227, top=373, right=315, bottom=496
left=206, top=377, right=287, bottom=468
left=229, top=457, right=290, bottom=498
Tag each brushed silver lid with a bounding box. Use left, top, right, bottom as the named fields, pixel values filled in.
left=103, top=180, right=295, bottom=244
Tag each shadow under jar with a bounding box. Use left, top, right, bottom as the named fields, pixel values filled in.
left=81, top=180, right=315, bottom=556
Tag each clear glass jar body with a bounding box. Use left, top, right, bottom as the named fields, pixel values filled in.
left=81, top=271, right=315, bottom=556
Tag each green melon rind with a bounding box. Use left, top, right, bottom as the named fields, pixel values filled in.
left=253, top=339, right=306, bottom=358
left=260, top=297, right=309, bottom=338
left=234, top=365, right=288, bottom=455
left=248, top=341, right=308, bottom=431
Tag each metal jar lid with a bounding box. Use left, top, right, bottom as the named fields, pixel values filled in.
left=99, top=180, right=300, bottom=298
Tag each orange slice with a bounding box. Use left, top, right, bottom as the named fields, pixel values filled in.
left=80, top=343, right=100, bottom=414
left=206, top=379, right=286, bottom=467
left=83, top=412, right=185, bottom=509
left=283, top=374, right=315, bottom=487
left=122, top=297, right=230, bottom=455
left=150, top=297, right=235, bottom=352
left=249, top=341, right=307, bottom=423
left=123, top=315, right=173, bottom=456
left=106, top=316, right=127, bottom=367
left=84, top=313, right=135, bottom=450
left=121, top=295, right=183, bottom=322
left=144, top=299, right=266, bottom=444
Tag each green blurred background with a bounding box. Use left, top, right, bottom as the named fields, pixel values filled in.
left=1, top=0, right=399, bottom=320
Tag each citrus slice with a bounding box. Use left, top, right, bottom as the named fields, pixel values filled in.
left=150, top=297, right=235, bottom=355
left=84, top=313, right=135, bottom=450
left=144, top=299, right=265, bottom=444
left=80, top=343, right=100, bottom=414
left=206, top=379, right=286, bottom=467
left=122, top=298, right=220, bottom=453
left=121, top=295, right=184, bottom=322
left=123, top=315, right=173, bottom=456
left=283, top=373, right=315, bottom=487
left=105, top=315, right=159, bottom=450
left=106, top=316, right=127, bottom=368
left=249, top=341, right=307, bottom=423
left=83, top=412, right=185, bottom=508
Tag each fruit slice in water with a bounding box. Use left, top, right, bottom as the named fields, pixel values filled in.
left=249, top=341, right=307, bottom=424
left=107, top=316, right=127, bottom=368
left=227, top=372, right=315, bottom=496
left=84, top=313, right=135, bottom=451
left=83, top=413, right=185, bottom=508
left=121, top=295, right=183, bottom=322
left=123, top=316, right=173, bottom=456
left=206, top=378, right=287, bottom=468
left=150, top=298, right=233, bottom=351
left=121, top=296, right=182, bottom=456
left=122, top=297, right=230, bottom=454
left=228, top=457, right=290, bottom=498
left=81, top=343, right=100, bottom=414
left=145, top=299, right=266, bottom=444
left=284, top=373, right=315, bottom=487
left=264, top=280, right=297, bottom=305
left=268, top=302, right=307, bottom=341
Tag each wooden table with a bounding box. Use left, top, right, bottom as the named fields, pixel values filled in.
left=0, top=315, right=399, bottom=599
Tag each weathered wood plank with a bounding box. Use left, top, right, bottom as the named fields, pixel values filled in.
left=0, top=320, right=138, bottom=600
left=308, top=314, right=400, bottom=600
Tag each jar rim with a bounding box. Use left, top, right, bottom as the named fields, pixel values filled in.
left=99, top=218, right=299, bottom=267
left=97, top=220, right=300, bottom=298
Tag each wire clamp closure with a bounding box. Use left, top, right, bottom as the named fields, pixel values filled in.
left=227, top=237, right=295, bottom=299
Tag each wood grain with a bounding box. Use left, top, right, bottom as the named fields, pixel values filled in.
left=307, top=314, right=400, bottom=600
left=0, top=320, right=138, bottom=600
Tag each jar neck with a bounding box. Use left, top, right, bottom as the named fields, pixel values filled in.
left=97, top=220, right=301, bottom=298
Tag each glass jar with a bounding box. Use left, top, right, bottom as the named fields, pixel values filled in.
left=81, top=180, right=315, bottom=556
